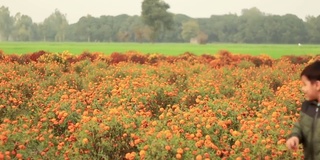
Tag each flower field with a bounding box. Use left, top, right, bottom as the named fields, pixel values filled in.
left=0, top=50, right=315, bottom=159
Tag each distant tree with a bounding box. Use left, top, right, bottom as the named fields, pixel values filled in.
left=241, top=7, right=265, bottom=17
left=0, top=6, right=14, bottom=41
left=218, top=14, right=239, bottom=42
left=114, top=14, right=132, bottom=42
left=306, top=15, right=320, bottom=43
left=196, top=31, right=208, bottom=44
left=133, top=25, right=151, bottom=42
left=163, top=14, right=191, bottom=42
left=133, top=26, right=144, bottom=42
left=30, top=23, right=41, bottom=41
left=235, top=7, right=267, bottom=43
left=97, top=16, right=116, bottom=42
left=41, top=9, right=68, bottom=41
left=141, top=0, right=174, bottom=42
left=181, top=20, right=200, bottom=42
left=12, top=13, right=34, bottom=41
left=1, top=5, right=320, bottom=44
left=197, top=17, right=217, bottom=42
left=117, top=31, right=130, bottom=42
left=279, top=14, right=308, bottom=43
left=263, top=15, right=282, bottom=43
left=75, top=15, right=98, bottom=42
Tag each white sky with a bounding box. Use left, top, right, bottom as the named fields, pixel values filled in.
left=1, top=0, right=319, bottom=23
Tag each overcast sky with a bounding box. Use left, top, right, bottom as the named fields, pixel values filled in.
left=1, top=0, right=319, bottom=23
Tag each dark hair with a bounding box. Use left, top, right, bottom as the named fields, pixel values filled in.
left=301, top=60, right=320, bottom=82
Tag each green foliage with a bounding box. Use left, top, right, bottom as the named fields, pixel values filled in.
left=41, top=9, right=68, bottom=41
left=73, top=117, right=136, bottom=159
left=0, top=6, right=14, bottom=41
left=1, top=5, right=320, bottom=44
left=181, top=20, right=200, bottom=42
left=141, top=0, right=174, bottom=41
left=237, top=60, right=255, bottom=69
left=0, top=53, right=310, bottom=159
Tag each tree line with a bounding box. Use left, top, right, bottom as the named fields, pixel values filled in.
left=0, top=1, right=319, bottom=44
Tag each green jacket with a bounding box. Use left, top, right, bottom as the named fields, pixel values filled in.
left=288, top=100, right=320, bottom=160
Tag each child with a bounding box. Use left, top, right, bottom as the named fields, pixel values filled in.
left=286, top=60, right=320, bottom=159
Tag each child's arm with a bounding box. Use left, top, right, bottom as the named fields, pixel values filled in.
left=286, top=121, right=302, bottom=150
left=287, top=121, right=302, bottom=142
left=287, top=101, right=308, bottom=143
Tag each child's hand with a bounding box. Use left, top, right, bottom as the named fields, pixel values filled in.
left=286, top=136, right=299, bottom=150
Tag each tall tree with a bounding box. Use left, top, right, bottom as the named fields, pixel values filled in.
left=41, top=9, right=68, bottom=41
left=12, top=13, right=34, bottom=41
left=113, top=14, right=131, bottom=42
left=181, top=20, right=200, bottom=42
left=0, top=6, right=14, bottom=41
left=278, top=14, right=307, bottom=43
left=235, top=7, right=266, bottom=43
left=96, top=15, right=114, bottom=42
left=141, top=0, right=173, bottom=42
left=306, top=15, right=320, bottom=43
left=160, top=14, right=189, bottom=42
left=133, top=25, right=152, bottom=42
left=263, top=15, right=282, bottom=43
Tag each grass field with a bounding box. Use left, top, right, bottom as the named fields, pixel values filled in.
left=0, top=42, right=319, bottom=58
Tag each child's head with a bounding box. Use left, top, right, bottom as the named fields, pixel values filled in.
left=300, top=60, right=320, bottom=101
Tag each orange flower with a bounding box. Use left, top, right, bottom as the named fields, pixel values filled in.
left=159, top=114, right=164, bottom=120
left=0, top=153, right=4, bottom=159
left=243, top=148, right=250, bottom=153
left=277, top=139, right=286, bottom=145
left=176, top=153, right=182, bottom=159
left=16, top=153, right=22, bottom=159
left=177, top=148, right=184, bottom=154
left=139, top=150, right=146, bottom=159
left=18, top=145, right=26, bottom=150
left=231, top=130, right=241, bottom=137
left=216, top=150, right=222, bottom=156
left=143, top=145, right=149, bottom=151
left=82, top=138, right=89, bottom=144
left=196, top=155, right=202, bottom=160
